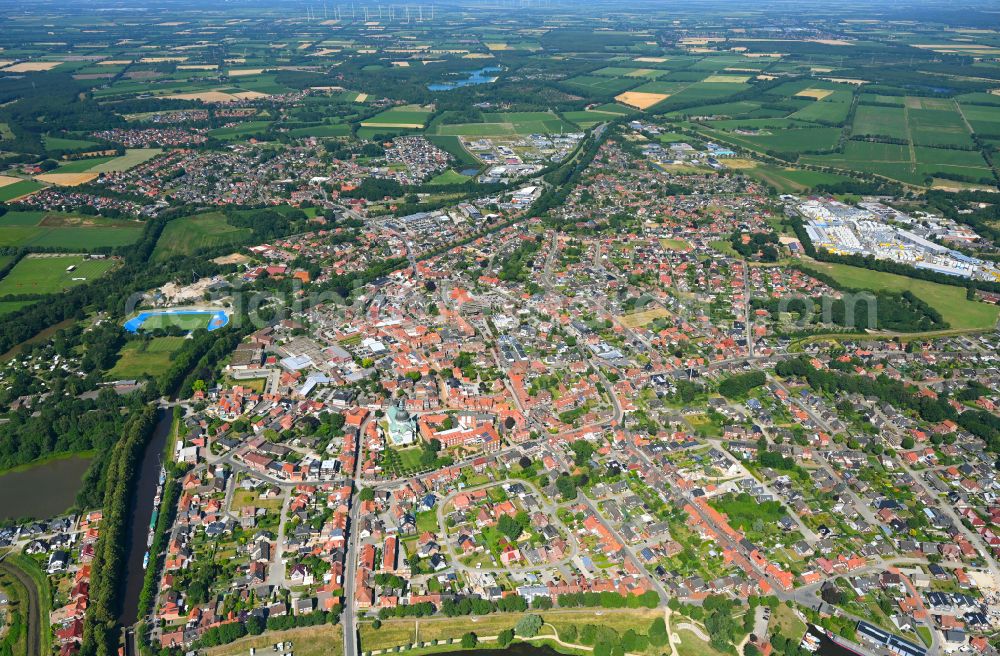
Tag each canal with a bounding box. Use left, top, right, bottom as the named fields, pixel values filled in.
left=117, top=407, right=171, bottom=627
left=0, top=455, right=93, bottom=521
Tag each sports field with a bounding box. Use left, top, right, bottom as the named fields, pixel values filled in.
left=0, top=255, right=117, bottom=296
left=123, top=309, right=229, bottom=333
left=152, top=212, right=253, bottom=260
left=803, top=261, right=1000, bottom=332
left=0, top=211, right=143, bottom=249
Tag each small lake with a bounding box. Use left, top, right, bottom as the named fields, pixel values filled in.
left=427, top=66, right=502, bottom=90
left=0, top=455, right=92, bottom=520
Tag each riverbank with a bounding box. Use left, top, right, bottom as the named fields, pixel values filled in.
left=0, top=450, right=95, bottom=476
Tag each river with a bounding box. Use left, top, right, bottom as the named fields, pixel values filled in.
left=0, top=455, right=93, bottom=521
left=117, top=408, right=171, bottom=627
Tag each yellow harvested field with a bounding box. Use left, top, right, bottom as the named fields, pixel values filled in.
left=722, top=158, right=759, bottom=169
left=359, top=121, right=424, bottom=129
left=634, top=56, right=667, bottom=63
left=615, top=91, right=669, bottom=109
left=178, top=64, right=218, bottom=70
left=823, top=77, right=868, bottom=84
left=34, top=172, right=98, bottom=186
left=809, top=67, right=834, bottom=73
left=810, top=39, right=853, bottom=45
left=228, top=68, right=263, bottom=76
left=164, top=90, right=269, bottom=102
left=464, top=53, right=494, bottom=59
left=618, top=307, right=671, bottom=328
left=3, top=61, right=62, bottom=72
left=139, top=56, right=189, bottom=63
left=392, top=61, right=410, bottom=67
left=157, top=21, right=186, bottom=26
left=626, top=68, right=656, bottom=77
left=703, top=74, right=751, bottom=83
left=757, top=74, right=778, bottom=80
left=0, top=175, right=25, bottom=188
left=795, top=88, right=834, bottom=100
left=0, top=61, right=12, bottom=69
left=99, top=59, right=132, bottom=65
left=354, top=93, right=368, bottom=102
left=485, top=43, right=510, bottom=51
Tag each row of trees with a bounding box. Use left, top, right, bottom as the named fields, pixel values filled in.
left=79, top=406, right=159, bottom=656
left=776, top=357, right=999, bottom=451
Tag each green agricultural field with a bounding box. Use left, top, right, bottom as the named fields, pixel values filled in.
left=152, top=211, right=252, bottom=260
left=908, top=107, right=974, bottom=148
left=51, top=156, right=117, bottom=173
left=853, top=105, right=908, bottom=139
left=0, top=255, right=117, bottom=296
left=287, top=123, right=350, bottom=138
left=742, top=163, right=854, bottom=193
left=957, top=102, right=1000, bottom=135
left=106, top=337, right=187, bottom=380
left=803, top=261, right=1000, bottom=332
left=562, top=109, right=620, bottom=127
left=0, top=212, right=143, bottom=249
left=425, top=134, right=480, bottom=168
left=360, top=105, right=432, bottom=128
left=789, top=97, right=852, bottom=124
left=88, top=148, right=162, bottom=172
left=562, top=74, right=638, bottom=95
left=0, top=180, right=45, bottom=202
left=43, top=134, right=100, bottom=151
left=707, top=126, right=842, bottom=154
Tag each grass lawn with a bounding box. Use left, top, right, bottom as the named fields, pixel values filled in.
left=428, top=169, right=472, bottom=185
left=618, top=307, right=670, bottom=328
left=659, top=238, right=691, bottom=250
left=203, top=624, right=342, bottom=656
left=152, top=212, right=252, bottom=260
left=770, top=603, right=807, bottom=641
left=802, top=261, right=1000, bottom=331
left=106, top=337, right=186, bottom=380
left=0, top=255, right=117, bottom=296
left=415, top=510, right=437, bottom=533
left=674, top=628, right=729, bottom=656
left=541, top=608, right=661, bottom=645
left=361, top=609, right=663, bottom=653
left=230, top=488, right=283, bottom=510
left=0, top=300, right=36, bottom=316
